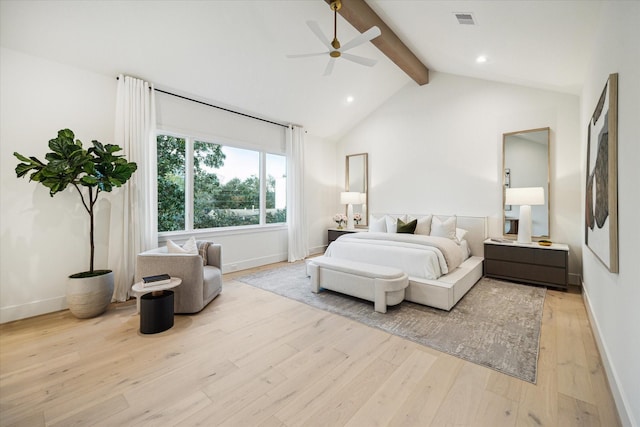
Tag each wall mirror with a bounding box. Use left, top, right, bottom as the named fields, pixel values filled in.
left=346, top=153, right=368, bottom=227
left=503, top=127, right=550, bottom=238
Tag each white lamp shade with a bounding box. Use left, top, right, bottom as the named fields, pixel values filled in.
left=340, top=191, right=361, bottom=205
left=505, top=187, right=544, bottom=206
left=505, top=187, right=544, bottom=244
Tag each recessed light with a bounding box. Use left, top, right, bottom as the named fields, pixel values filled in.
left=476, top=55, right=487, bottom=64
left=346, top=96, right=354, bottom=103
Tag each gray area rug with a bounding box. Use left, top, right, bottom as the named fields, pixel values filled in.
left=236, top=262, right=546, bottom=383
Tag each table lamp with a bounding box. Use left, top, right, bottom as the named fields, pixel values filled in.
left=340, top=191, right=361, bottom=229
left=505, top=187, right=545, bottom=244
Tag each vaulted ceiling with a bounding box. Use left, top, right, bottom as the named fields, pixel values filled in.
left=0, top=1, right=602, bottom=139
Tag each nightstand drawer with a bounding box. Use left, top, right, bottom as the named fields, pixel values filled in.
left=485, top=260, right=567, bottom=286
left=328, top=229, right=348, bottom=244
left=485, top=244, right=566, bottom=267
left=485, top=244, right=526, bottom=262
left=533, top=249, right=566, bottom=268
left=484, top=240, right=569, bottom=289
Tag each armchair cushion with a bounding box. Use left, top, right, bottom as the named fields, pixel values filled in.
left=167, top=236, right=198, bottom=254
left=197, top=241, right=211, bottom=265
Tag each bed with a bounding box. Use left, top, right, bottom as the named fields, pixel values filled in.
left=324, top=214, right=486, bottom=310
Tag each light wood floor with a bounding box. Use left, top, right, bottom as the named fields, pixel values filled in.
left=0, top=261, right=621, bottom=426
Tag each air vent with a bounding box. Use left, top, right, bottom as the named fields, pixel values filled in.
left=454, top=13, right=476, bottom=25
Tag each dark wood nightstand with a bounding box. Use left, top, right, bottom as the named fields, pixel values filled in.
left=328, top=228, right=367, bottom=245
left=484, top=239, right=569, bottom=290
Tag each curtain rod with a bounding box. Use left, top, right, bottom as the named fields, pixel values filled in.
left=154, top=88, right=290, bottom=129
left=116, top=76, right=291, bottom=129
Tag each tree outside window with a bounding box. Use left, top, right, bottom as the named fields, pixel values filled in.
left=157, top=134, right=286, bottom=232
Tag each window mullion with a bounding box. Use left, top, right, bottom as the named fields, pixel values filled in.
left=185, top=137, right=194, bottom=231
left=259, top=152, right=266, bottom=225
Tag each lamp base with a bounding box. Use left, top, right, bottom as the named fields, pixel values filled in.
left=346, top=204, right=354, bottom=229
left=517, top=204, right=533, bottom=244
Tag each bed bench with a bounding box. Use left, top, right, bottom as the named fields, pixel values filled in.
left=307, top=256, right=408, bottom=313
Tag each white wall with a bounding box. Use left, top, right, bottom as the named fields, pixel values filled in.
left=303, top=133, right=338, bottom=255
left=0, top=48, right=117, bottom=323
left=0, top=47, right=326, bottom=323
left=336, top=72, right=582, bottom=280
left=580, top=2, right=640, bottom=426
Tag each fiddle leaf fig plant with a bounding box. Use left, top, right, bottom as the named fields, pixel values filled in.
left=14, top=129, right=137, bottom=276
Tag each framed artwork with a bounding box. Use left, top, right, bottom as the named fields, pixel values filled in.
left=585, top=73, right=618, bottom=273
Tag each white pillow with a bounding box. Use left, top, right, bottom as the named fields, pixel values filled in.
left=456, top=227, right=468, bottom=242
left=369, top=215, right=386, bottom=232
left=384, top=215, right=407, bottom=234
left=430, top=215, right=457, bottom=240
left=385, top=216, right=398, bottom=234
left=408, top=214, right=433, bottom=235
left=167, top=236, right=198, bottom=254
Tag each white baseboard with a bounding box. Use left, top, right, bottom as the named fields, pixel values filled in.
left=582, top=284, right=634, bottom=427
left=568, top=272, right=581, bottom=286
left=222, top=252, right=287, bottom=274
left=308, top=245, right=327, bottom=256
left=1, top=296, right=67, bottom=324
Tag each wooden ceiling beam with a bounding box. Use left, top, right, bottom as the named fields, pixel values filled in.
left=324, top=0, right=429, bottom=85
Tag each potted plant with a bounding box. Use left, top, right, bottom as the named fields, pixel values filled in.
left=14, top=129, right=137, bottom=318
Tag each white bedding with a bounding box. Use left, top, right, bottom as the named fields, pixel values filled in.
left=324, top=232, right=468, bottom=280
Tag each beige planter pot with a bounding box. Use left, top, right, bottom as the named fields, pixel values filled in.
left=66, top=270, right=114, bottom=319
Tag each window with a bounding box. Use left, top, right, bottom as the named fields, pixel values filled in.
left=157, top=133, right=286, bottom=233
left=157, top=135, right=185, bottom=233
left=266, top=153, right=287, bottom=224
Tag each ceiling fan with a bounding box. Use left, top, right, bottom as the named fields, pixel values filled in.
left=287, top=0, right=381, bottom=76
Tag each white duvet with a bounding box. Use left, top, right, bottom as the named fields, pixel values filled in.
left=324, top=232, right=467, bottom=280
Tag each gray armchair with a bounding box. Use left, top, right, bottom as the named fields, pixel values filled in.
left=134, top=242, right=222, bottom=314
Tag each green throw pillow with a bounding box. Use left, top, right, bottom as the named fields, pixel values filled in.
left=396, top=218, right=417, bottom=234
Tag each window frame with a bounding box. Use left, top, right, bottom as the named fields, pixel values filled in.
left=156, top=130, right=287, bottom=238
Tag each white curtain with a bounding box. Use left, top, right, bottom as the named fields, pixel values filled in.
left=109, top=74, right=157, bottom=301
left=286, top=125, right=308, bottom=262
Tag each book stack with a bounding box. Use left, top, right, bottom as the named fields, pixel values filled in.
left=142, top=274, right=171, bottom=287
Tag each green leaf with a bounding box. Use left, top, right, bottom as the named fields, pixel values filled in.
left=13, top=152, right=34, bottom=163
left=15, top=163, right=37, bottom=178
left=105, top=143, right=121, bottom=154
left=80, top=176, right=99, bottom=186
left=58, top=128, right=75, bottom=140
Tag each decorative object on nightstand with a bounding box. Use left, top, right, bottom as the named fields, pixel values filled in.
left=333, top=213, right=347, bottom=229
left=340, top=191, right=361, bottom=229
left=484, top=239, right=569, bottom=289
left=505, top=187, right=545, bottom=244
left=354, top=212, right=362, bottom=225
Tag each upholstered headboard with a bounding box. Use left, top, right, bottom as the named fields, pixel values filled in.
left=371, top=214, right=487, bottom=257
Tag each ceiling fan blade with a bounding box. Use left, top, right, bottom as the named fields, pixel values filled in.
left=286, top=52, right=328, bottom=59
left=323, top=58, right=336, bottom=76
left=306, top=20, right=332, bottom=49
left=341, top=53, right=377, bottom=67
left=340, top=26, right=381, bottom=53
